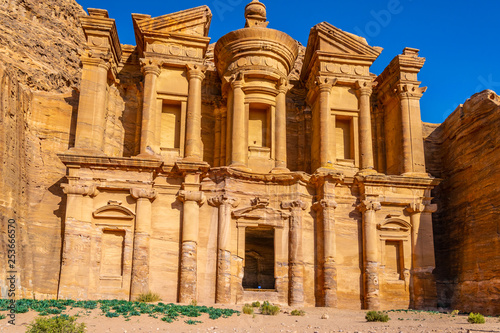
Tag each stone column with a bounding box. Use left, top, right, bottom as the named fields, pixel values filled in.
left=129, top=188, right=157, bottom=300
left=58, top=184, right=98, bottom=299
left=185, top=64, right=206, bottom=161
left=282, top=199, right=307, bottom=307
left=73, top=56, right=110, bottom=154
left=357, top=81, right=376, bottom=171
left=314, top=199, right=339, bottom=307
left=230, top=76, right=247, bottom=168
left=273, top=79, right=289, bottom=172
left=406, top=201, right=436, bottom=309
left=139, top=59, right=161, bottom=157
left=177, top=190, right=206, bottom=303
left=397, top=85, right=413, bottom=174
left=317, top=77, right=335, bottom=167
left=209, top=194, right=240, bottom=304
left=360, top=199, right=382, bottom=310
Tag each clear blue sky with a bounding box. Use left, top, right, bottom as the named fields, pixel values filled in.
left=77, top=0, right=500, bottom=124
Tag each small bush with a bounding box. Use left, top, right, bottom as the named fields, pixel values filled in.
left=190, top=299, right=198, bottom=306
left=26, top=315, right=86, bottom=333
left=291, top=309, right=305, bottom=316
left=366, top=311, right=390, bottom=322
left=137, top=291, right=161, bottom=303
left=451, top=309, right=459, bottom=315
left=251, top=301, right=261, bottom=308
left=467, top=312, right=485, bottom=324
left=0, top=314, right=5, bottom=320
left=185, top=319, right=202, bottom=325
left=242, top=304, right=254, bottom=315
left=260, top=301, right=280, bottom=316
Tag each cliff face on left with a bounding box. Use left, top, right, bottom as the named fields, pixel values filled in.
left=0, top=0, right=86, bottom=298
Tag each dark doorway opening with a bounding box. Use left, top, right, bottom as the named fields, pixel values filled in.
left=243, top=228, right=275, bottom=289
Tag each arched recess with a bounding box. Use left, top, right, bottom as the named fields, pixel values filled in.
left=91, top=204, right=136, bottom=300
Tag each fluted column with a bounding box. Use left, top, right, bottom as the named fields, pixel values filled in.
left=230, top=76, right=247, bottom=168
left=129, top=188, right=157, bottom=300
left=357, top=81, right=376, bottom=171
left=177, top=190, right=206, bottom=303
left=139, top=59, right=161, bottom=157
left=282, top=199, right=307, bottom=306
left=273, top=79, right=289, bottom=172
left=73, top=55, right=110, bottom=154
left=185, top=64, right=206, bottom=161
left=209, top=194, right=240, bottom=304
left=314, top=199, right=339, bottom=307
left=58, top=184, right=98, bottom=299
left=360, top=199, right=381, bottom=309
left=317, top=77, right=335, bottom=168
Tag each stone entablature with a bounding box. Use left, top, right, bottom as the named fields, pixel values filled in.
left=56, top=0, right=440, bottom=310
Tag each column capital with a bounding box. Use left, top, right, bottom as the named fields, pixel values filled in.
left=276, top=78, right=290, bottom=94
left=359, top=200, right=382, bottom=213
left=81, top=54, right=111, bottom=71
left=355, top=80, right=377, bottom=96
left=394, top=83, right=427, bottom=100
left=130, top=188, right=157, bottom=201
left=140, top=58, right=162, bottom=76
left=316, top=76, right=337, bottom=92
left=281, top=199, right=307, bottom=211
left=230, top=73, right=245, bottom=90
left=312, top=199, right=338, bottom=211
left=186, top=64, right=207, bottom=81
left=61, top=183, right=99, bottom=197
left=178, top=190, right=206, bottom=206
left=405, top=202, right=425, bottom=214
left=208, top=194, right=240, bottom=208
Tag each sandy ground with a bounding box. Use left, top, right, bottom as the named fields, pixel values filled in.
left=1, top=305, right=499, bottom=333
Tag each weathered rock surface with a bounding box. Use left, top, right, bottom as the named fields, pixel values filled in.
left=0, top=0, right=85, bottom=298
left=424, top=90, right=500, bottom=315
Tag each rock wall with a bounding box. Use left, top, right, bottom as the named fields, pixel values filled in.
left=424, top=90, right=500, bottom=315
left=0, top=0, right=86, bottom=298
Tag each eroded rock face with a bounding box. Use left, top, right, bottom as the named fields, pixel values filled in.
left=0, top=0, right=85, bottom=298
left=425, top=90, right=500, bottom=315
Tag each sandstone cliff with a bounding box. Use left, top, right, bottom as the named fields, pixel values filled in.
left=424, top=90, right=500, bottom=315
left=0, top=0, right=86, bottom=298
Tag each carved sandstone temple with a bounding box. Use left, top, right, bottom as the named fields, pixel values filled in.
left=57, top=1, right=440, bottom=309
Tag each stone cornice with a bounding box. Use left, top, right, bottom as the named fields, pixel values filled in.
left=355, top=173, right=441, bottom=188
left=58, top=153, right=162, bottom=171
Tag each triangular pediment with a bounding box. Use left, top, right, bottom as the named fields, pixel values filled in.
left=133, top=6, right=211, bottom=39
left=302, top=22, right=383, bottom=79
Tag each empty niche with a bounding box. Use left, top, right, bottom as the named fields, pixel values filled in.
left=243, top=228, right=275, bottom=290
left=384, top=240, right=403, bottom=280
left=248, top=104, right=270, bottom=148
left=161, top=101, right=182, bottom=149
left=335, top=117, right=353, bottom=160
left=100, top=230, right=125, bottom=278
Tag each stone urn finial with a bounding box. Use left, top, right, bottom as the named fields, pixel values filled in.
left=245, top=0, right=268, bottom=28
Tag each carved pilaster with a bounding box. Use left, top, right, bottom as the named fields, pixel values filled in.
left=356, top=80, right=378, bottom=172
left=273, top=78, right=290, bottom=172
left=313, top=199, right=339, bottom=307
left=130, top=187, right=157, bottom=300
left=282, top=199, right=307, bottom=306
left=359, top=199, right=381, bottom=310
left=185, top=64, right=207, bottom=161
left=177, top=190, right=206, bottom=303
left=316, top=77, right=337, bottom=168
left=209, top=194, right=240, bottom=304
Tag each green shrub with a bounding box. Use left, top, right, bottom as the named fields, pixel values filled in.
left=467, top=312, right=485, bottom=324
left=451, top=309, right=459, bottom=315
left=242, top=304, right=254, bottom=315
left=26, top=315, right=86, bottom=333
left=291, top=309, right=305, bottom=316
left=0, top=314, right=5, bottom=320
left=260, top=301, right=280, bottom=316
left=137, top=291, right=161, bottom=303
left=366, top=311, right=390, bottom=322
left=251, top=301, right=260, bottom=308
left=185, top=319, right=202, bottom=325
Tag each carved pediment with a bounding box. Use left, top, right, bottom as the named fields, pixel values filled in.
left=301, top=22, right=383, bottom=80
left=377, top=218, right=411, bottom=232
left=133, top=6, right=212, bottom=55
left=233, top=199, right=290, bottom=229
left=93, top=205, right=135, bottom=220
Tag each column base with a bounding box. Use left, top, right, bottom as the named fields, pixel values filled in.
left=270, top=166, right=290, bottom=174
left=134, top=152, right=162, bottom=160
left=66, top=147, right=106, bottom=157
left=229, top=163, right=252, bottom=173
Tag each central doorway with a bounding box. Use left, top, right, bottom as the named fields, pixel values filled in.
left=243, top=228, right=275, bottom=290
